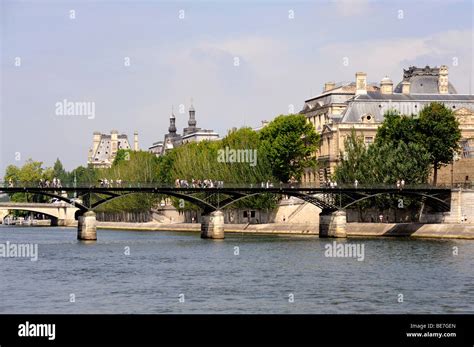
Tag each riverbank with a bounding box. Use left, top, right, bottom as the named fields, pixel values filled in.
left=96, top=221, right=474, bottom=240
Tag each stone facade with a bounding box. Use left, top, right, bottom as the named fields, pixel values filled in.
left=300, top=65, right=474, bottom=185
left=88, top=130, right=138, bottom=168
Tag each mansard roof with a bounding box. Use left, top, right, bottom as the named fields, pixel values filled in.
left=340, top=92, right=474, bottom=123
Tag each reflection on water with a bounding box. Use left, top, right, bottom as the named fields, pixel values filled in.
left=0, top=226, right=473, bottom=314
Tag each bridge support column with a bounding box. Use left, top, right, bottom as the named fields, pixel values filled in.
left=319, top=210, right=347, bottom=238
left=201, top=210, right=224, bottom=239
left=77, top=211, right=97, bottom=241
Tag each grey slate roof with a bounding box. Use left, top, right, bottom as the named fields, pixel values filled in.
left=341, top=92, right=474, bottom=123
left=393, top=75, right=457, bottom=94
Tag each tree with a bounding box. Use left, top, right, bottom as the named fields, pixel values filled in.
left=375, top=110, right=418, bottom=146
left=416, top=102, right=461, bottom=185
left=53, top=158, right=67, bottom=181
left=333, top=129, right=369, bottom=184
left=259, top=114, right=320, bottom=182
left=335, top=125, right=431, bottom=185
left=4, top=159, right=46, bottom=202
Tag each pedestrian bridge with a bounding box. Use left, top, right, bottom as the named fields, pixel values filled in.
left=0, top=183, right=454, bottom=240
left=0, top=202, right=78, bottom=226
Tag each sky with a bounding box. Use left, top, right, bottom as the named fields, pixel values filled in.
left=1, top=0, right=473, bottom=174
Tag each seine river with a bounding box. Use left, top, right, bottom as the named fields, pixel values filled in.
left=1, top=226, right=473, bottom=314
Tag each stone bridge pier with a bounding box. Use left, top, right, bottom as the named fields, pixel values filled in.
left=77, top=211, right=97, bottom=241
left=201, top=210, right=224, bottom=239
left=319, top=210, right=347, bottom=238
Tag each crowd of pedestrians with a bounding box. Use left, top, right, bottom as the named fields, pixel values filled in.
left=175, top=178, right=224, bottom=188
left=99, top=178, right=122, bottom=188
left=38, top=177, right=62, bottom=188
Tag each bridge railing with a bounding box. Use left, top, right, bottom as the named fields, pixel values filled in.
left=0, top=181, right=463, bottom=190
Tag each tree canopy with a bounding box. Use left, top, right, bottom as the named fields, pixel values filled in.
left=259, top=114, right=319, bottom=182
left=335, top=102, right=461, bottom=186
left=416, top=102, right=461, bottom=184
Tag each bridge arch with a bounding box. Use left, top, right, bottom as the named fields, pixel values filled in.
left=5, top=189, right=89, bottom=212
left=89, top=190, right=216, bottom=213
left=342, top=191, right=449, bottom=211
left=219, top=190, right=334, bottom=211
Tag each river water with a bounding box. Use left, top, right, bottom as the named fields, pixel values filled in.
left=0, top=226, right=473, bottom=314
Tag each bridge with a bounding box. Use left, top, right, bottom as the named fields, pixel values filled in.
left=0, top=202, right=78, bottom=226
left=0, top=183, right=453, bottom=240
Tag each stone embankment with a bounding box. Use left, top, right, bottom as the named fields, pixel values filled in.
left=95, top=221, right=474, bottom=240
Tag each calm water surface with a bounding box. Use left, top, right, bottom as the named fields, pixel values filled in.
left=1, top=226, right=473, bottom=314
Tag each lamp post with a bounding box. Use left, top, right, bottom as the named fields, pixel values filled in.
left=451, top=152, right=460, bottom=188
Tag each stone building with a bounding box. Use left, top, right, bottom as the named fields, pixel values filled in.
left=149, top=104, right=219, bottom=156
left=88, top=130, right=139, bottom=168
left=300, top=65, right=474, bottom=185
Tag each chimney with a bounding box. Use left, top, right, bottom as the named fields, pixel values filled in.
left=90, top=131, right=102, bottom=161
left=324, top=82, right=336, bottom=92
left=92, top=131, right=101, bottom=151
left=355, top=72, right=367, bottom=95
left=110, top=130, right=118, bottom=155
left=402, top=81, right=411, bottom=95
left=380, top=76, right=393, bottom=94
left=134, top=131, right=139, bottom=151
left=438, top=65, right=449, bottom=94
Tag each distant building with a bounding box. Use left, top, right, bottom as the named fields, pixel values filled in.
left=149, top=103, right=219, bottom=156
left=88, top=130, right=139, bottom=168
left=252, top=120, right=270, bottom=132
left=300, top=65, right=474, bottom=185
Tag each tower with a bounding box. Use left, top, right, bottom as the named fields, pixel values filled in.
left=188, top=103, right=197, bottom=128
left=183, top=100, right=200, bottom=136
left=438, top=65, right=449, bottom=94
left=134, top=131, right=139, bottom=151
left=168, top=111, right=177, bottom=135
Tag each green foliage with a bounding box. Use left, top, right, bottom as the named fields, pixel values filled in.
left=259, top=114, right=319, bottom=182
left=69, top=166, right=98, bottom=185
left=167, top=127, right=277, bottom=209
left=416, top=102, right=461, bottom=184
left=4, top=159, right=49, bottom=202
left=375, top=110, right=418, bottom=146
left=53, top=158, right=67, bottom=181
left=335, top=120, right=431, bottom=185
left=94, top=151, right=160, bottom=212
left=112, top=149, right=131, bottom=166
left=333, top=129, right=368, bottom=183
left=365, top=141, right=431, bottom=184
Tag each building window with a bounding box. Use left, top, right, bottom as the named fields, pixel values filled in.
left=364, top=137, right=374, bottom=146
left=250, top=211, right=256, bottom=218
left=243, top=211, right=248, bottom=218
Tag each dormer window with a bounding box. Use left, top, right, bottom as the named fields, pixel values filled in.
left=361, top=114, right=374, bottom=123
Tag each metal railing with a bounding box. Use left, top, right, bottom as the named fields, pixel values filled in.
left=0, top=181, right=463, bottom=190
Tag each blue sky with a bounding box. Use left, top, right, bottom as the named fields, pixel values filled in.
left=1, top=0, right=473, bottom=174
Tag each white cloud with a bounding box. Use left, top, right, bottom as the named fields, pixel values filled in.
left=320, top=29, right=473, bottom=91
